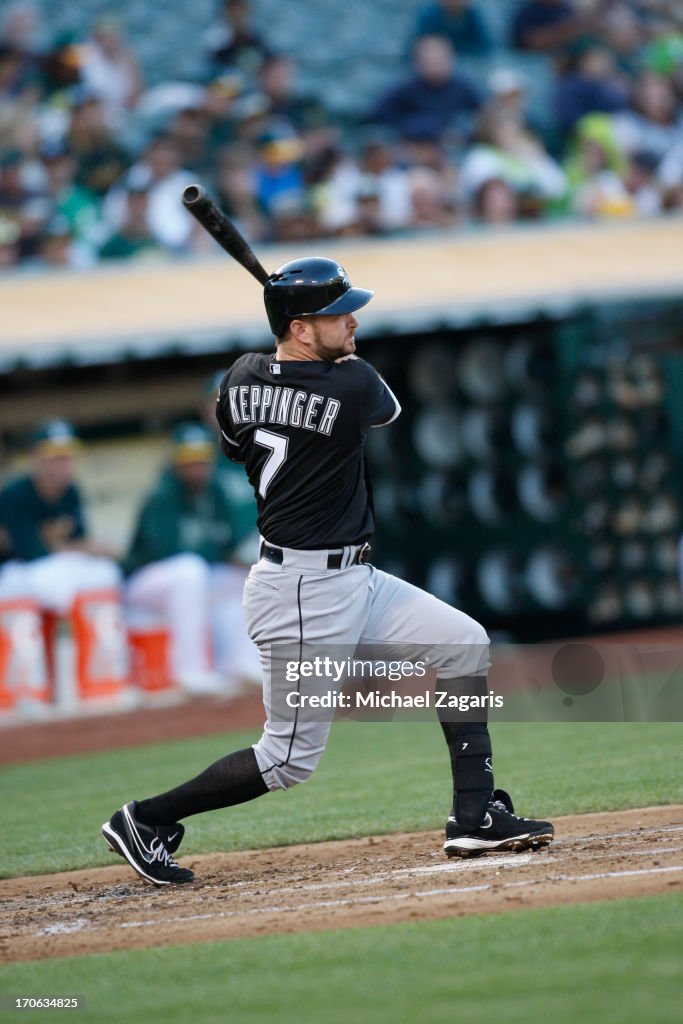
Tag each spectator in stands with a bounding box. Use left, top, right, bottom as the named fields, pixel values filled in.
left=413, top=0, right=493, bottom=57
left=658, top=121, right=683, bottom=199
left=367, top=35, right=480, bottom=143
left=556, top=44, right=630, bottom=138
left=0, top=419, right=122, bottom=616
left=0, top=149, right=35, bottom=259
left=600, top=2, right=651, bottom=75
left=168, top=104, right=212, bottom=175
left=64, top=88, right=130, bottom=196
left=3, top=173, right=47, bottom=261
left=258, top=54, right=329, bottom=136
left=408, top=165, right=459, bottom=227
left=253, top=122, right=306, bottom=222
left=564, top=112, right=635, bottom=217
left=487, top=67, right=529, bottom=120
left=79, top=19, right=144, bottom=121
left=307, top=142, right=365, bottom=235
left=510, top=0, right=604, bottom=55
left=357, top=133, right=413, bottom=230
left=203, top=71, right=244, bottom=156
left=33, top=216, right=79, bottom=268
left=0, top=43, right=40, bottom=154
left=103, top=134, right=195, bottom=252
left=624, top=149, right=662, bottom=215
left=484, top=66, right=556, bottom=146
left=206, top=0, right=271, bottom=77
left=230, top=90, right=272, bottom=146
left=269, top=192, right=318, bottom=242
left=214, top=142, right=266, bottom=241
left=124, top=422, right=259, bottom=695
left=642, top=15, right=683, bottom=92
left=99, top=183, right=164, bottom=261
left=0, top=221, right=20, bottom=266
left=349, top=180, right=387, bottom=236
left=474, top=177, right=521, bottom=223
left=401, top=130, right=460, bottom=202
left=0, top=2, right=44, bottom=81
left=39, top=33, right=82, bottom=101
left=313, top=133, right=413, bottom=236
left=459, top=107, right=567, bottom=217
left=37, top=144, right=101, bottom=265
left=612, top=70, right=683, bottom=163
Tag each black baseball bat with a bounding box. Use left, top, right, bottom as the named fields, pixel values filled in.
left=182, top=184, right=270, bottom=286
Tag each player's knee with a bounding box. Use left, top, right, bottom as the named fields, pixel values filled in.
left=464, top=618, right=490, bottom=649
left=253, top=738, right=324, bottom=791
left=441, top=618, right=490, bottom=677
left=273, top=758, right=318, bottom=790
left=89, top=557, right=123, bottom=590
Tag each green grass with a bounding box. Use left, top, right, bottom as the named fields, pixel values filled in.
left=1, top=894, right=681, bottom=1023
left=1, top=720, right=681, bottom=878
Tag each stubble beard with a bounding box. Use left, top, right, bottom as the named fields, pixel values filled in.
left=312, top=322, right=353, bottom=362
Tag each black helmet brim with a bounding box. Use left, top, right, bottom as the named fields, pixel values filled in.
left=314, top=286, right=374, bottom=318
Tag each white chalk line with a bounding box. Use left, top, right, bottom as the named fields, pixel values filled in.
left=25, top=845, right=683, bottom=933
left=12, top=823, right=683, bottom=922
left=591, top=824, right=683, bottom=841
left=117, top=863, right=683, bottom=932
left=193, top=840, right=683, bottom=900
left=197, top=823, right=683, bottom=899
left=253, top=852, right=535, bottom=897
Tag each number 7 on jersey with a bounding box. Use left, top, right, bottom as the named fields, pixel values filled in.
left=254, top=428, right=289, bottom=497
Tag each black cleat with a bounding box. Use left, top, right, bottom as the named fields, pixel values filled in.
left=443, top=789, right=554, bottom=858
left=105, top=820, right=185, bottom=857
left=101, top=801, right=194, bottom=886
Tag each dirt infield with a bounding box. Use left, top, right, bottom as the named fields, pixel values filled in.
left=2, top=805, right=681, bottom=963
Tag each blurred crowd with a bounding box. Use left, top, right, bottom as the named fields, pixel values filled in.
left=1, top=0, right=683, bottom=268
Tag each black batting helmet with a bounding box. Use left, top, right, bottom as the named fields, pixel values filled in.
left=264, top=257, right=374, bottom=337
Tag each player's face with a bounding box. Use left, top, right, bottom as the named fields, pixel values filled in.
left=33, top=453, right=75, bottom=493
left=175, top=460, right=213, bottom=492
left=309, top=312, right=359, bottom=361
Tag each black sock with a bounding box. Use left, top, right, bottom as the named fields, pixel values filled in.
left=135, top=747, right=269, bottom=825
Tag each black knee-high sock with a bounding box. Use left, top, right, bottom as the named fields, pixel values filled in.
left=135, top=747, right=268, bottom=825
left=437, top=675, right=494, bottom=830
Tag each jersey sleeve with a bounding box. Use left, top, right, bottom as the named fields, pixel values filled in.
left=0, top=481, right=44, bottom=559
left=216, top=369, right=246, bottom=464
left=363, top=361, right=401, bottom=429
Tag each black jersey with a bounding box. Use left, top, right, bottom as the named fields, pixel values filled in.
left=216, top=353, right=400, bottom=549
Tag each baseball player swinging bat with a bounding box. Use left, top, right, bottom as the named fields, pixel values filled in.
left=182, top=184, right=270, bottom=286
left=99, top=193, right=555, bottom=887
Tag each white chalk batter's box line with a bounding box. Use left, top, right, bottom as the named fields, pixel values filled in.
left=18, top=840, right=683, bottom=931
left=115, top=863, right=683, bottom=933
left=220, top=840, right=683, bottom=900
left=189, top=822, right=683, bottom=895
left=10, top=823, right=683, bottom=918
left=15, top=836, right=683, bottom=922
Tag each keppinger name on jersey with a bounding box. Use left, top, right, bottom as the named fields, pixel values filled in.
left=228, top=384, right=341, bottom=436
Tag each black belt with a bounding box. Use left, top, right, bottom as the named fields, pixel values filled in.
left=260, top=542, right=371, bottom=569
